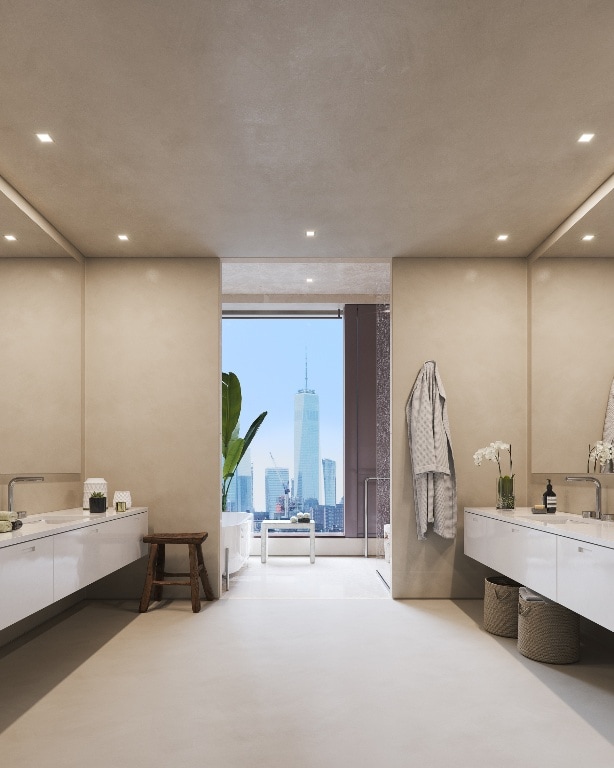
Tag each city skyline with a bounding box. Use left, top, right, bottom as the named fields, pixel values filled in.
left=222, top=318, right=343, bottom=512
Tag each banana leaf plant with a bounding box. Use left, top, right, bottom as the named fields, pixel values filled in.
left=222, top=371, right=267, bottom=512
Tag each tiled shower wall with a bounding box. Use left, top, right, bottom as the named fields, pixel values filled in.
left=375, top=304, right=390, bottom=557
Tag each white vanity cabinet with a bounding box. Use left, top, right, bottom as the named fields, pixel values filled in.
left=557, top=536, right=614, bottom=632
left=465, top=507, right=614, bottom=633
left=0, top=536, right=54, bottom=628
left=54, top=513, right=148, bottom=600
left=0, top=508, right=148, bottom=631
left=464, top=511, right=557, bottom=598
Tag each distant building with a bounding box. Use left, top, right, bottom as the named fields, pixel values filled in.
left=322, top=458, right=336, bottom=506
left=294, top=360, right=320, bottom=507
left=227, top=449, right=253, bottom=512
left=265, top=467, right=289, bottom=517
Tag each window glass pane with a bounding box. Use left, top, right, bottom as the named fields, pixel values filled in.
left=222, top=318, right=344, bottom=534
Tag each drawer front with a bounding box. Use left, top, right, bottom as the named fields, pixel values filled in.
left=557, top=537, right=614, bottom=631
left=53, top=513, right=147, bottom=600
left=0, top=537, right=54, bottom=630
left=54, top=525, right=105, bottom=599
left=464, top=511, right=557, bottom=598
left=464, top=511, right=502, bottom=569
left=504, top=523, right=557, bottom=599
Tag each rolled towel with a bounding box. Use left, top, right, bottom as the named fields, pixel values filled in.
left=0, top=511, right=15, bottom=522
left=0, top=521, right=12, bottom=533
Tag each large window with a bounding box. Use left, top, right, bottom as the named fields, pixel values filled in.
left=222, top=317, right=344, bottom=534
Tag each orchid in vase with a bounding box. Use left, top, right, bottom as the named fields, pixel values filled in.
left=588, top=441, right=614, bottom=473
left=473, top=441, right=514, bottom=509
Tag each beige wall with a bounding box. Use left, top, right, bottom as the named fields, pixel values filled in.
left=85, top=258, right=222, bottom=596
left=390, top=258, right=528, bottom=598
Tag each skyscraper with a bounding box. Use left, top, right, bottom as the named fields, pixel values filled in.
left=265, top=467, right=289, bottom=517
left=227, top=448, right=253, bottom=512
left=294, top=359, right=320, bottom=507
left=322, top=458, right=336, bottom=506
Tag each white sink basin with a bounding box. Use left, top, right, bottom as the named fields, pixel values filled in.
left=515, top=514, right=592, bottom=526
left=23, top=514, right=87, bottom=525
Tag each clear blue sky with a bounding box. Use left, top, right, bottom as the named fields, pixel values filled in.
left=222, top=318, right=343, bottom=511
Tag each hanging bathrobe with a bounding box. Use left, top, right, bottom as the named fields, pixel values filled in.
left=406, top=361, right=457, bottom=540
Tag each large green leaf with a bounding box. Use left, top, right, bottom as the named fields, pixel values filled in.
left=222, top=372, right=241, bottom=456
left=223, top=436, right=244, bottom=479
left=238, top=411, right=268, bottom=465
left=220, top=372, right=267, bottom=511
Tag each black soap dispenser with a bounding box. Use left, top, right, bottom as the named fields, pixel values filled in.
left=543, top=479, right=557, bottom=514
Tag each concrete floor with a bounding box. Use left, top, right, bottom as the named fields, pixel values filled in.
left=1, top=557, right=614, bottom=767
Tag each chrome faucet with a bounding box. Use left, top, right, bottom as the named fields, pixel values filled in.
left=565, top=475, right=601, bottom=519
left=7, top=476, right=44, bottom=515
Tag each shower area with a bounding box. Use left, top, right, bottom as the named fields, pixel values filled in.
left=345, top=304, right=391, bottom=588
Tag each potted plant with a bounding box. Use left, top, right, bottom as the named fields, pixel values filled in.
left=89, top=491, right=107, bottom=514
left=222, top=371, right=267, bottom=512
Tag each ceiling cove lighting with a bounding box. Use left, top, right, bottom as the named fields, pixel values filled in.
left=582, top=234, right=595, bottom=241
left=117, top=234, right=129, bottom=241
left=4, top=234, right=17, bottom=241
left=497, top=234, right=509, bottom=241
left=305, top=230, right=316, bottom=237
left=36, top=133, right=54, bottom=143
left=578, top=133, right=595, bottom=143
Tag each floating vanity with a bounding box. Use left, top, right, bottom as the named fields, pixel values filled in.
left=465, top=508, right=614, bottom=633
left=0, top=507, right=148, bottom=631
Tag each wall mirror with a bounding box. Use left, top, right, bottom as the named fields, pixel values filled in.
left=531, top=258, right=614, bottom=474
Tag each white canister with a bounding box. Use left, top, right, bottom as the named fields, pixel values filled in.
left=83, top=478, right=108, bottom=510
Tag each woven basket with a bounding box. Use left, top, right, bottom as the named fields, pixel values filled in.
left=517, top=594, right=580, bottom=664
left=484, top=576, right=521, bottom=637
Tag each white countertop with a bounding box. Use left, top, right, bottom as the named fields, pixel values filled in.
left=0, top=507, right=148, bottom=550
left=465, top=507, right=614, bottom=550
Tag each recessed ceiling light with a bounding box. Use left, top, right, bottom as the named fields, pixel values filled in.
left=306, top=278, right=313, bottom=283
left=4, top=234, right=16, bottom=241
left=36, top=133, right=54, bottom=143
left=582, top=234, right=595, bottom=241
left=578, top=133, right=595, bottom=143
left=305, top=230, right=316, bottom=238
left=497, top=234, right=509, bottom=241
left=117, top=234, right=129, bottom=241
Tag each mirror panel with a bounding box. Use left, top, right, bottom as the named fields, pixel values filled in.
left=0, top=259, right=82, bottom=474
left=531, top=258, right=614, bottom=474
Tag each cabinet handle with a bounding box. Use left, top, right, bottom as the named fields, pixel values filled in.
left=89, top=528, right=100, bottom=534
left=22, top=545, right=36, bottom=553
left=578, top=546, right=592, bottom=553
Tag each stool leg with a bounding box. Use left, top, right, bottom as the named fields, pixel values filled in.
left=188, top=544, right=201, bottom=613
left=153, top=543, right=165, bottom=601
left=139, top=542, right=158, bottom=613
left=196, top=544, right=215, bottom=601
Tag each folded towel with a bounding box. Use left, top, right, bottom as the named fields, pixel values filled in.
left=519, top=587, right=553, bottom=604
left=0, top=511, right=15, bottom=522
left=0, top=521, right=12, bottom=533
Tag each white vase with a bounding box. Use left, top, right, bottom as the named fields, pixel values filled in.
left=83, top=478, right=107, bottom=510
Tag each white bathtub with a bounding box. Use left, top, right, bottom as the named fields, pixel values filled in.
left=221, top=512, right=253, bottom=576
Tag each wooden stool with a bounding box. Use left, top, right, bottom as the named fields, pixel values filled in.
left=139, top=532, right=215, bottom=613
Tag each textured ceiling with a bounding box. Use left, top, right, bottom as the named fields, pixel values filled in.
left=1, top=1, right=614, bottom=299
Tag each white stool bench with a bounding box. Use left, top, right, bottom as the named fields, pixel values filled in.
left=260, top=520, right=316, bottom=564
